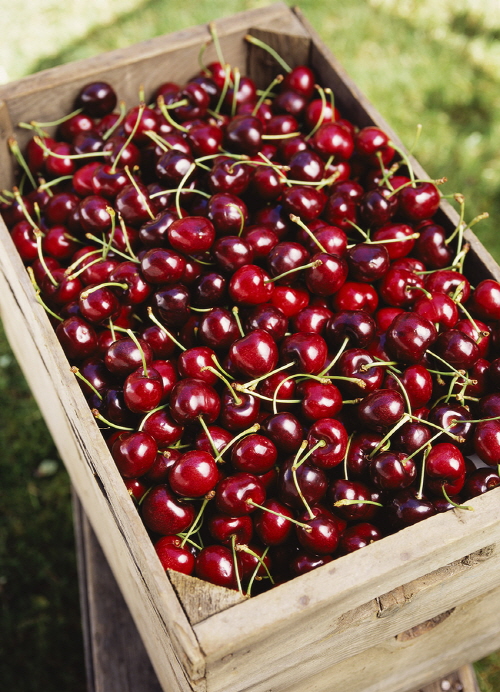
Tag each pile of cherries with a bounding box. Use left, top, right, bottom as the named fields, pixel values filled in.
left=3, top=40, right=500, bottom=596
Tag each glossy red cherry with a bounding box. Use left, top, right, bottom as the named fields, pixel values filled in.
left=229, top=329, right=279, bottom=379
left=154, top=536, right=195, bottom=576
left=231, top=434, right=278, bottom=474
left=169, top=378, right=220, bottom=424
left=215, top=472, right=266, bottom=516
left=357, top=389, right=405, bottom=432
left=111, top=431, right=157, bottom=478
left=169, top=450, right=219, bottom=497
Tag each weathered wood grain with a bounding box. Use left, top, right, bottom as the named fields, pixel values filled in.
left=0, top=5, right=498, bottom=692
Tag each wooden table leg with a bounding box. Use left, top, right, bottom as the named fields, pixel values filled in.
left=71, top=493, right=481, bottom=692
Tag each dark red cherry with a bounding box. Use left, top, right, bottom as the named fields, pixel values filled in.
left=305, top=252, right=348, bottom=296
left=229, top=265, right=274, bottom=305
left=339, top=523, right=383, bottom=554
left=325, top=310, right=375, bottom=349
left=111, top=431, right=157, bottom=479
left=254, top=499, right=293, bottom=546
left=154, top=537, right=195, bottom=576
left=386, top=489, right=436, bottom=528
left=123, top=365, right=164, bottom=414
left=105, top=337, right=153, bottom=376
left=414, top=222, right=453, bottom=269
left=76, top=81, right=117, bottom=117
left=347, top=243, right=390, bottom=283
left=471, top=279, right=500, bottom=322
left=298, top=380, right=342, bottom=421
left=307, top=417, right=348, bottom=469
left=198, top=307, right=240, bottom=350
left=474, top=420, right=500, bottom=466
left=231, top=434, right=278, bottom=475
left=278, top=457, right=328, bottom=510
left=357, top=389, right=405, bottom=432
left=195, top=545, right=237, bottom=589
left=261, top=412, right=303, bottom=454
left=386, top=312, right=437, bottom=363
left=280, top=332, right=327, bottom=375
left=169, top=378, right=220, bottom=424
left=215, top=472, right=266, bottom=516
left=169, top=450, right=218, bottom=497
left=208, top=513, right=253, bottom=546
left=56, top=316, right=98, bottom=360
left=434, top=329, right=480, bottom=370
left=245, top=304, right=288, bottom=342
left=370, top=451, right=416, bottom=491
left=230, top=329, right=279, bottom=379
left=398, top=182, right=440, bottom=221
left=329, top=479, right=379, bottom=521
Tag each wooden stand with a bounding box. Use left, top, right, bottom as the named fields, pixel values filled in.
left=72, top=494, right=481, bottom=692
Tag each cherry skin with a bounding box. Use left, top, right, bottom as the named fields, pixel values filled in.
left=229, top=328, right=279, bottom=379
left=398, top=181, right=440, bottom=221
left=296, top=515, right=340, bottom=555
left=111, top=431, right=158, bottom=479
left=387, top=489, right=436, bottom=529
left=245, top=304, right=288, bottom=342
left=105, top=337, right=153, bottom=376
left=254, top=499, right=294, bottom=546
left=169, top=378, right=221, bottom=424
left=357, top=389, right=405, bottom=432
left=56, top=316, right=98, bottom=361
left=325, top=310, right=375, bottom=349
left=123, top=365, right=164, bottom=414
left=140, top=409, right=183, bottom=448
left=278, top=457, right=328, bottom=510
left=154, top=537, right=195, bottom=576
left=169, top=450, right=219, bottom=497
left=280, top=332, right=327, bottom=375
left=307, top=417, right=349, bottom=469
left=142, top=484, right=196, bottom=535
left=329, top=479, right=379, bottom=522
left=339, top=523, right=383, bottom=554
left=474, top=420, right=500, bottom=466
left=208, top=513, right=254, bottom=546
left=231, top=434, right=278, bottom=475
left=261, top=412, right=304, bottom=454
left=370, top=451, right=416, bottom=491
left=198, top=307, right=240, bottom=350
left=386, top=312, right=437, bottom=363
left=215, top=472, right=266, bottom=516
left=298, top=380, right=343, bottom=421
left=195, top=545, right=237, bottom=589
left=228, top=265, right=274, bottom=306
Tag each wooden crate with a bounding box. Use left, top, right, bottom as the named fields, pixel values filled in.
left=0, top=4, right=499, bottom=692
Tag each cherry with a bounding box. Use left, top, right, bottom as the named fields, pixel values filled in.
left=195, top=545, right=237, bottom=589
left=386, top=312, right=437, bottom=363
left=76, top=81, right=117, bottom=117
left=254, top=499, right=293, bottom=546
left=290, top=552, right=333, bottom=576
left=141, top=409, right=183, bottom=448
left=198, top=307, right=240, bottom=350
left=433, top=329, right=480, bottom=370
left=385, top=364, right=433, bottom=410
left=154, top=537, right=195, bottom=575
left=278, top=457, right=328, bottom=510
left=332, top=281, right=379, bottom=313
left=140, top=248, right=186, bottom=285
left=296, top=514, right=339, bottom=555
left=325, top=310, right=375, bottom=349
left=329, top=479, right=379, bottom=521
left=298, top=380, right=342, bottom=421
left=471, top=279, right=500, bottom=321
left=370, top=451, right=416, bottom=491
left=229, top=264, right=274, bottom=305
left=462, top=468, right=500, bottom=499
left=355, top=126, right=394, bottom=165
left=245, top=304, right=288, bottom=342
left=474, top=420, right=500, bottom=466
left=169, top=450, right=219, bottom=497
left=261, top=412, right=304, bottom=454
left=386, top=489, right=436, bottom=528
left=414, top=222, right=453, bottom=269
left=339, top=523, right=383, bottom=554
left=280, top=332, right=328, bottom=374
left=169, top=378, right=220, bottom=424
left=398, top=182, right=440, bottom=221
left=307, top=417, right=348, bottom=468
left=270, top=285, right=310, bottom=317
left=215, top=472, right=266, bottom=516
left=56, top=316, right=97, bottom=360
left=218, top=388, right=260, bottom=431
left=357, top=388, right=405, bottom=432
left=123, top=365, right=163, bottom=414
left=111, top=431, right=157, bottom=478
left=305, top=252, right=348, bottom=296
left=346, top=431, right=384, bottom=478
left=208, top=513, right=253, bottom=546
left=231, top=434, right=278, bottom=474
left=347, top=243, right=389, bottom=283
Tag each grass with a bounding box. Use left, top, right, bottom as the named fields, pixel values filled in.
left=1, top=0, right=500, bottom=690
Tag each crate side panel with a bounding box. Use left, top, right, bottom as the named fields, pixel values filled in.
left=0, top=219, right=204, bottom=692
left=200, top=541, right=500, bottom=692
left=0, top=3, right=300, bottom=162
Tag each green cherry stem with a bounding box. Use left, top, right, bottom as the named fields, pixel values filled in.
left=92, top=408, right=133, bottom=431
left=213, top=424, right=260, bottom=464
left=71, top=366, right=103, bottom=400
left=180, top=492, right=214, bottom=548
left=368, top=414, right=410, bottom=459
left=289, top=214, right=327, bottom=253
left=442, top=485, right=474, bottom=511
left=231, top=534, right=244, bottom=596
left=126, top=328, right=149, bottom=377
left=147, top=307, right=186, bottom=352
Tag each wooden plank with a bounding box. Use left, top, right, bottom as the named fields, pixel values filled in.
left=73, top=491, right=479, bottom=692
left=0, top=2, right=303, bottom=158
left=73, top=493, right=163, bottom=692
left=0, top=218, right=204, bottom=692
left=196, top=522, right=500, bottom=692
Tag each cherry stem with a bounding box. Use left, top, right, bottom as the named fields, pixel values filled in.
left=210, top=353, right=233, bottom=380
left=305, top=84, right=328, bottom=140
left=409, top=414, right=464, bottom=442
left=345, top=219, right=370, bottom=240
left=343, top=432, right=354, bottom=481
left=232, top=305, right=245, bottom=337
left=442, top=485, right=474, bottom=511
left=231, top=534, right=244, bottom=596
left=33, top=290, right=64, bottom=322
left=124, top=165, right=155, bottom=220
left=240, top=361, right=295, bottom=391
left=71, top=366, right=103, bottom=400
left=125, top=329, right=149, bottom=377
left=334, top=499, right=383, bottom=508
left=290, top=440, right=315, bottom=519
left=235, top=387, right=301, bottom=404
left=265, top=260, right=323, bottom=285
left=147, top=307, right=186, bottom=352
left=243, top=545, right=273, bottom=596
left=252, top=74, right=284, bottom=116
left=102, top=100, right=126, bottom=141
left=117, top=212, right=139, bottom=261
left=319, top=336, right=350, bottom=377
left=138, top=404, right=168, bottom=431
left=426, top=350, right=469, bottom=380
left=34, top=135, right=111, bottom=160
left=214, top=64, right=232, bottom=115
left=80, top=282, right=128, bottom=300
left=289, top=214, right=328, bottom=253
left=387, top=139, right=416, bottom=186
left=8, top=138, right=37, bottom=189
left=293, top=439, right=327, bottom=471
left=180, top=493, right=214, bottom=548
left=197, top=416, right=220, bottom=457
left=231, top=66, right=241, bottom=118
left=157, top=95, right=189, bottom=133
left=261, top=132, right=301, bottom=140
left=209, top=21, right=226, bottom=67
left=92, top=409, right=133, bottom=431
left=34, top=230, right=58, bottom=287
left=406, top=424, right=453, bottom=461
left=213, top=423, right=260, bottom=464
left=175, top=162, right=196, bottom=218
left=417, top=446, right=430, bottom=500
left=102, top=206, right=116, bottom=259
left=445, top=194, right=465, bottom=247
left=201, top=366, right=242, bottom=405
left=244, top=34, right=292, bottom=73
left=246, top=500, right=310, bottom=529
left=111, top=103, right=144, bottom=173
left=369, top=414, right=411, bottom=459
left=85, top=232, right=138, bottom=263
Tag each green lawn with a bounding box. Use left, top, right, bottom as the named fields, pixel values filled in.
left=1, top=1, right=500, bottom=690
